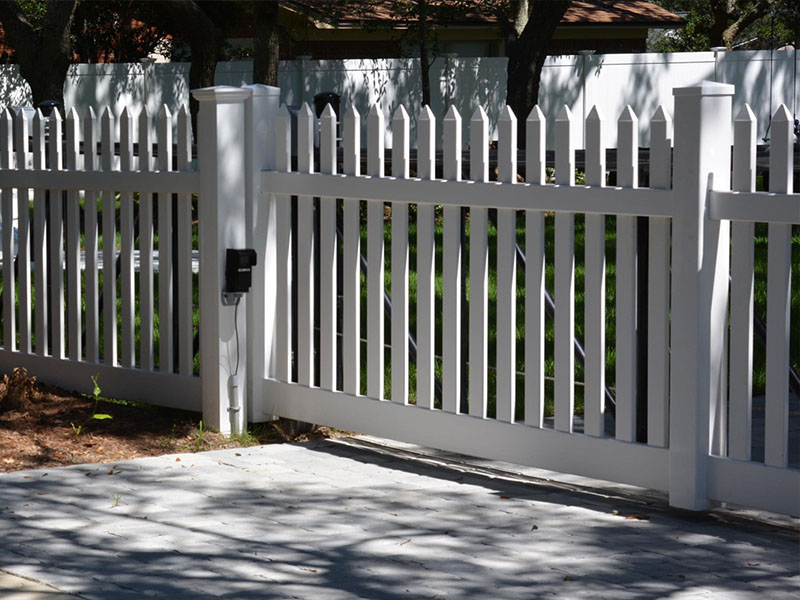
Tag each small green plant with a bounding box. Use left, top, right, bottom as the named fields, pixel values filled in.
left=111, top=494, right=123, bottom=508
left=194, top=420, right=205, bottom=451
left=71, top=375, right=112, bottom=437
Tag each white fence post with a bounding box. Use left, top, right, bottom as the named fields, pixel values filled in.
left=243, top=84, right=281, bottom=422
left=193, top=86, right=251, bottom=436
left=669, top=81, right=734, bottom=510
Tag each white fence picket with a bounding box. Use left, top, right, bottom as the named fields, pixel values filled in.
left=14, top=109, right=31, bottom=354
left=764, top=104, right=793, bottom=468
left=647, top=106, right=672, bottom=447
left=66, top=109, right=81, bottom=362
left=496, top=106, right=517, bottom=423
left=469, top=106, right=489, bottom=419
left=584, top=106, right=606, bottom=437
left=297, top=103, right=315, bottom=387
left=101, top=107, right=116, bottom=366
left=342, top=105, right=360, bottom=394
left=275, top=106, right=292, bottom=383
left=177, top=106, right=194, bottom=376
left=416, top=106, right=436, bottom=409
left=83, top=108, right=98, bottom=362
left=615, top=105, right=639, bottom=442
left=554, top=106, right=575, bottom=433
left=49, top=109, right=65, bottom=359
left=525, top=106, right=546, bottom=428
left=138, top=107, right=154, bottom=370
left=728, top=104, right=757, bottom=461
left=1, top=110, right=14, bottom=351
left=367, top=104, right=385, bottom=400
left=391, top=106, right=410, bottom=404
left=442, top=106, right=462, bottom=413
left=157, top=106, right=174, bottom=373
left=120, top=108, right=135, bottom=368
left=319, top=104, right=337, bottom=392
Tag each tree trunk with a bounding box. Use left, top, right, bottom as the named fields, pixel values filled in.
left=0, top=0, right=77, bottom=109
left=505, top=0, right=570, bottom=143
left=253, top=0, right=279, bottom=86
left=418, top=0, right=431, bottom=107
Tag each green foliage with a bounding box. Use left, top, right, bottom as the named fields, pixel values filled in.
left=651, top=0, right=800, bottom=51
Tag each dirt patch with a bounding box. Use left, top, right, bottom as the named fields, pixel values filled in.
left=0, top=368, right=343, bottom=473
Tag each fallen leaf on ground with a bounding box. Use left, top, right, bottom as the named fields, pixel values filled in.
left=625, top=514, right=650, bottom=521
left=531, top=525, right=539, bottom=531
left=747, top=562, right=760, bottom=567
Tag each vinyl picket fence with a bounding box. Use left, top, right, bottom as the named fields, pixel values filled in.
left=0, top=82, right=796, bottom=516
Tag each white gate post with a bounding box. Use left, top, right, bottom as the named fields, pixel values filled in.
left=242, top=84, right=281, bottom=421
left=193, top=86, right=251, bottom=436
left=669, top=82, right=734, bottom=510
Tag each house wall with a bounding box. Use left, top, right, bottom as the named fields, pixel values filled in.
left=0, top=49, right=797, bottom=149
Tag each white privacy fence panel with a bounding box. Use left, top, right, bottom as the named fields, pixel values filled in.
left=0, top=104, right=201, bottom=409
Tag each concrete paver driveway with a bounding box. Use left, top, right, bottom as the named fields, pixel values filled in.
left=0, top=438, right=797, bottom=599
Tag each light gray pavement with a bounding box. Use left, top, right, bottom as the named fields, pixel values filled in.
left=0, top=436, right=798, bottom=600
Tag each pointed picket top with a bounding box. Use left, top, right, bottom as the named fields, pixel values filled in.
left=444, top=104, right=461, bottom=123
left=276, top=104, right=291, bottom=173
left=555, top=105, right=574, bottom=186
left=392, top=103, right=409, bottom=124
left=296, top=102, right=314, bottom=173
left=320, top=103, right=337, bottom=175
left=0, top=109, right=12, bottom=169
left=651, top=105, right=671, bottom=125
left=617, top=105, right=638, bottom=188
left=14, top=105, right=30, bottom=160
left=470, top=106, right=489, bottom=183
left=585, top=105, right=605, bottom=187
left=392, top=105, right=410, bottom=178
left=525, top=105, right=546, bottom=185
left=66, top=107, right=80, bottom=170
left=498, top=105, right=517, bottom=183
left=49, top=106, right=63, bottom=124
left=769, top=103, right=793, bottom=193
left=83, top=107, right=97, bottom=170
left=772, top=103, right=792, bottom=123
left=32, top=109, right=46, bottom=170
left=587, top=105, right=602, bottom=123
left=499, top=104, right=517, bottom=125
left=735, top=103, right=756, bottom=123
left=443, top=105, right=461, bottom=181
left=367, top=102, right=385, bottom=178
left=177, top=105, right=192, bottom=170
left=344, top=103, right=360, bottom=124
left=368, top=101, right=384, bottom=120
left=321, top=103, right=336, bottom=119
left=120, top=107, right=134, bottom=171
left=417, top=104, right=435, bottom=180
left=418, top=104, right=435, bottom=123
left=50, top=106, right=63, bottom=169
left=527, top=104, right=545, bottom=123
left=618, top=104, right=637, bottom=124
left=158, top=103, right=172, bottom=120
left=471, top=105, right=488, bottom=125
left=101, top=105, right=114, bottom=123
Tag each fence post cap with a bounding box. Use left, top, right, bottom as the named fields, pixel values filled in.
left=242, top=84, right=280, bottom=98
left=673, top=81, right=734, bottom=97
left=192, top=86, right=251, bottom=103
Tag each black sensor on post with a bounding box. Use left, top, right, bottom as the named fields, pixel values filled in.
left=223, top=249, right=257, bottom=304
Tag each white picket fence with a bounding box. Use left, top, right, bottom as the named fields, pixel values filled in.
left=0, top=103, right=201, bottom=408
left=0, top=82, right=796, bottom=516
